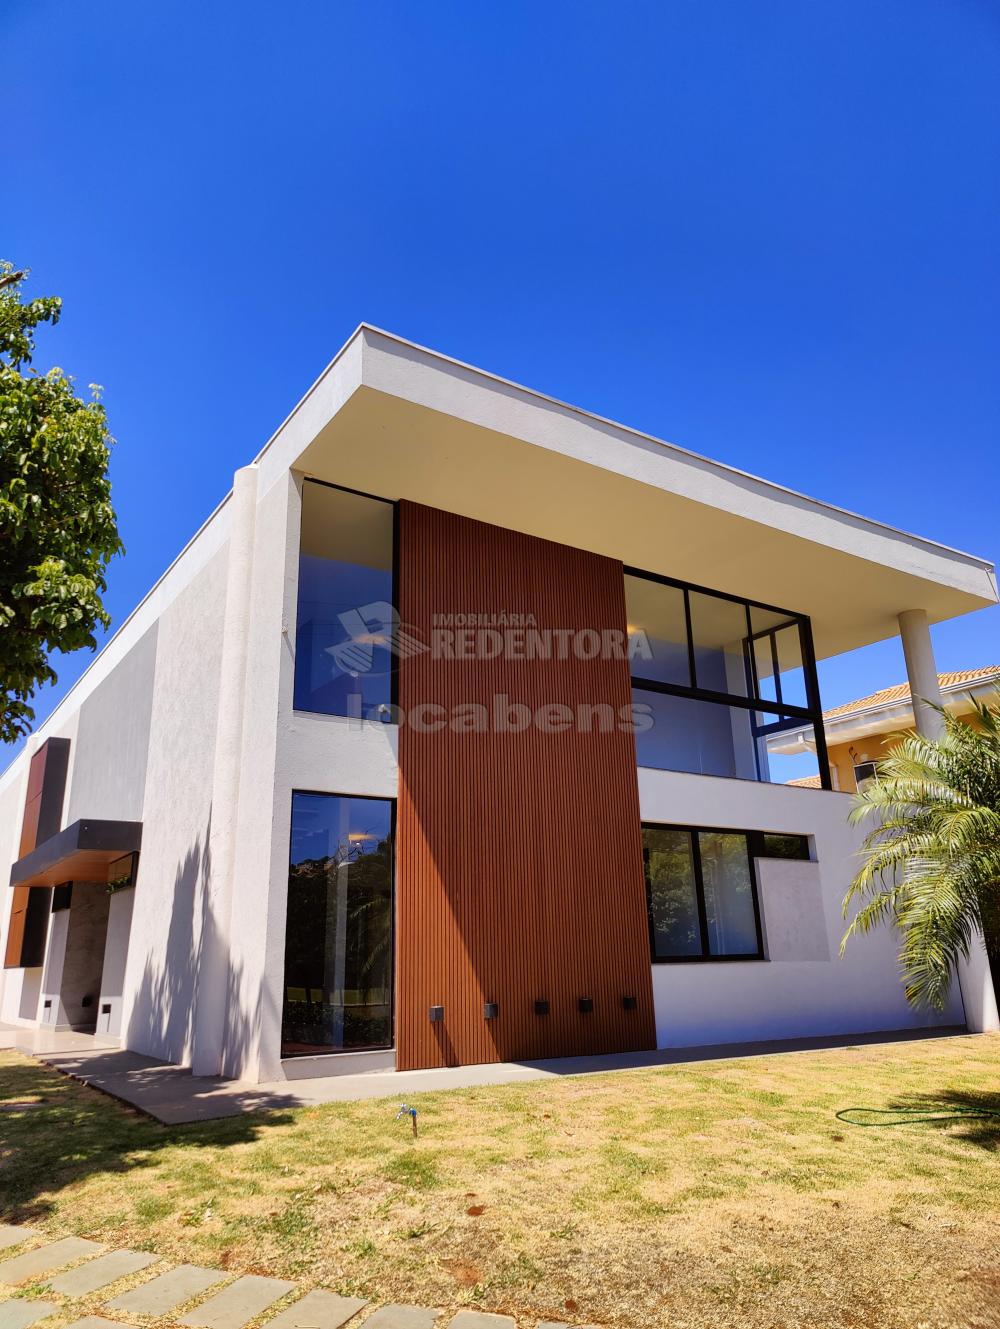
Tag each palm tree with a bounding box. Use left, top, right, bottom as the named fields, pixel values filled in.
left=842, top=687, right=1000, bottom=1009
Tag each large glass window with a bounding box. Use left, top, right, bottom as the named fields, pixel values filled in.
left=643, top=824, right=764, bottom=961
left=625, top=570, right=830, bottom=788
left=282, top=792, right=394, bottom=1057
left=294, top=481, right=395, bottom=718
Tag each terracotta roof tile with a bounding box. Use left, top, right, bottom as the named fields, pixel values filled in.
left=787, top=773, right=822, bottom=788
left=823, top=667, right=1000, bottom=720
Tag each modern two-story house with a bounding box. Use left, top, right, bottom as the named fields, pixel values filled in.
left=2, top=327, right=998, bottom=1083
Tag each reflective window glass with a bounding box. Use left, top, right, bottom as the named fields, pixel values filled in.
left=624, top=576, right=690, bottom=687
left=643, top=827, right=702, bottom=958
left=294, top=483, right=394, bottom=718
left=282, top=792, right=394, bottom=1056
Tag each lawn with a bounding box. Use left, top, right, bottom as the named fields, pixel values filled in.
left=2, top=1035, right=1000, bottom=1329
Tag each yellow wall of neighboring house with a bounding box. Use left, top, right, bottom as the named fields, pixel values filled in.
left=828, top=710, right=984, bottom=793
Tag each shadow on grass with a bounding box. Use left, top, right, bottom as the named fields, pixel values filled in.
left=0, top=1055, right=295, bottom=1225
left=836, top=1089, right=1000, bottom=1149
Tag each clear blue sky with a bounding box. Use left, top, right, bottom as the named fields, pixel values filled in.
left=4, top=0, right=999, bottom=741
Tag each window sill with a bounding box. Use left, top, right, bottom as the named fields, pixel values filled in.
left=651, top=955, right=768, bottom=965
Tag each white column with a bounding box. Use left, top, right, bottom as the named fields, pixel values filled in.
left=898, top=609, right=1000, bottom=1033
left=898, top=608, right=945, bottom=737
left=191, top=465, right=259, bottom=1076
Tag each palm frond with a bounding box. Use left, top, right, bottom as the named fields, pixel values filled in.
left=842, top=684, right=1000, bottom=1008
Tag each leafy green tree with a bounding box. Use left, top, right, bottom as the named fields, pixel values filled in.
left=0, top=263, right=122, bottom=743
left=842, top=690, right=1000, bottom=1008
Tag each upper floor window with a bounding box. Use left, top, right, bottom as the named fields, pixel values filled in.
left=294, top=481, right=395, bottom=718
left=625, top=569, right=830, bottom=787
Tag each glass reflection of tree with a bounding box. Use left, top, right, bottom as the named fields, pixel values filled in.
left=285, top=830, right=392, bottom=1051
left=645, top=832, right=700, bottom=955
left=700, top=832, right=751, bottom=955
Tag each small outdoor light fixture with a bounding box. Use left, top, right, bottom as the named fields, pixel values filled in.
left=578, top=997, right=594, bottom=1014
left=534, top=999, right=550, bottom=1016
left=429, top=1005, right=444, bottom=1023
left=483, top=1001, right=499, bottom=1020
left=622, top=995, right=638, bottom=1011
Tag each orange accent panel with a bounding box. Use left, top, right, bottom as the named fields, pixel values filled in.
left=395, top=501, right=656, bottom=1071
left=3, top=888, right=29, bottom=969
left=6, top=739, right=69, bottom=968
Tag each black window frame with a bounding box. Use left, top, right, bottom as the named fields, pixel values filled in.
left=750, top=831, right=811, bottom=862
left=282, top=787, right=398, bottom=1057
left=642, top=822, right=766, bottom=964
left=293, top=478, right=400, bottom=719
left=625, top=566, right=832, bottom=790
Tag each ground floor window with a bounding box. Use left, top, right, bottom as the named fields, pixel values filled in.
left=642, top=824, right=765, bottom=961
left=282, top=791, right=394, bottom=1057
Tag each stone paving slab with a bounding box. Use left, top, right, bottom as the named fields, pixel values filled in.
left=263, top=1289, right=366, bottom=1329
left=107, top=1265, right=227, bottom=1317
left=0, top=1300, right=58, bottom=1329
left=446, top=1315, right=515, bottom=1328
left=0, top=1231, right=38, bottom=1255
left=64, top=1319, right=133, bottom=1329
left=48, top=1251, right=161, bottom=1298
left=0, top=1240, right=105, bottom=1286
left=363, top=1307, right=439, bottom=1328
left=178, top=1277, right=296, bottom=1329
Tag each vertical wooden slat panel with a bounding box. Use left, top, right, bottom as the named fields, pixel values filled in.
left=4, top=738, right=69, bottom=970
left=395, top=502, right=655, bottom=1071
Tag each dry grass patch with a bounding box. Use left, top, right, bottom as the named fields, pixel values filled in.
left=2, top=1035, right=1000, bottom=1327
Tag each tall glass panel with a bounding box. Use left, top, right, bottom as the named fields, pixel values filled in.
left=624, top=576, right=690, bottom=687
left=643, top=827, right=702, bottom=958
left=282, top=793, right=394, bottom=1056
left=633, top=689, right=761, bottom=780
left=687, top=591, right=750, bottom=697
left=294, top=482, right=394, bottom=718
left=698, top=831, right=759, bottom=956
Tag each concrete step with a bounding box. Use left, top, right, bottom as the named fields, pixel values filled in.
left=48, top=1251, right=160, bottom=1298
left=0, top=1240, right=104, bottom=1286
left=179, top=1277, right=296, bottom=1329
left=107, top=1265, right=227, bottom=1317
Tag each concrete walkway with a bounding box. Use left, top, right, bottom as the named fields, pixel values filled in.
left=24, top=1025, right=967, bottom=1124
left=0, top=1225, right=589, bottom=1329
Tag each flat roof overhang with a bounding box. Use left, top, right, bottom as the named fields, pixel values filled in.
left=257, top=327, right=997, bottom=664
left=10, top=819, right=142, bottom=889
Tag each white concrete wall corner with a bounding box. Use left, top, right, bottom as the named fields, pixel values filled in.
left=120, top=541, right=229, bottom=1066
left=222, top=470, right=301, bottom=1082
left=638, top=769, right=965, bottom=1048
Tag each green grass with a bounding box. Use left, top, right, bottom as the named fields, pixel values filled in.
left=2, top=1035, right=1000, bottom=1327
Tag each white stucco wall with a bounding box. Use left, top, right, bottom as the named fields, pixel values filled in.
left=98, top=887, right=136, bottom=1037
left=120, top=545, right=228, bottom=1065
left=638, top=768, right=966, bottom=1046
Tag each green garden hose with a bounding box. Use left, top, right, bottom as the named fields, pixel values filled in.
left=836, top=1106, right=1000, bottom=1127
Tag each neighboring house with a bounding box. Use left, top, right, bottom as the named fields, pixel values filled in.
left=772, top=667, right=1000, bottom=792
left=1, top=327, right=998, bottom=1084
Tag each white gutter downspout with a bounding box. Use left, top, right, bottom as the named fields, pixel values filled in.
left=192, top=465, right=259, bottom=1076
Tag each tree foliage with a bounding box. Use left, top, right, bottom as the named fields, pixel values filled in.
left=842, top=689, right=1000, bottom=1008
left=0, top=262, right=122, bottom=743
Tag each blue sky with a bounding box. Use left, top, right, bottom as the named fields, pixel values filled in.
left=4, top=0, right=999, bottom=744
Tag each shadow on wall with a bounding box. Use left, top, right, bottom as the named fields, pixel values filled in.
left=125, top=818, right=262, bottom=1077
left=0, top=1054, right=294, bottom=1225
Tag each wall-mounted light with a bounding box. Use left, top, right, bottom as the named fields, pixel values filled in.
left=484, top=1002, right=499, bottom=1020
left=429, top=1005, right=444, bottom=1023
left=578, top=997, right=594, bottom=1014
left=622, top=995, right=637, bottom=1011
left=534, top=999, right=550, bottom=1016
